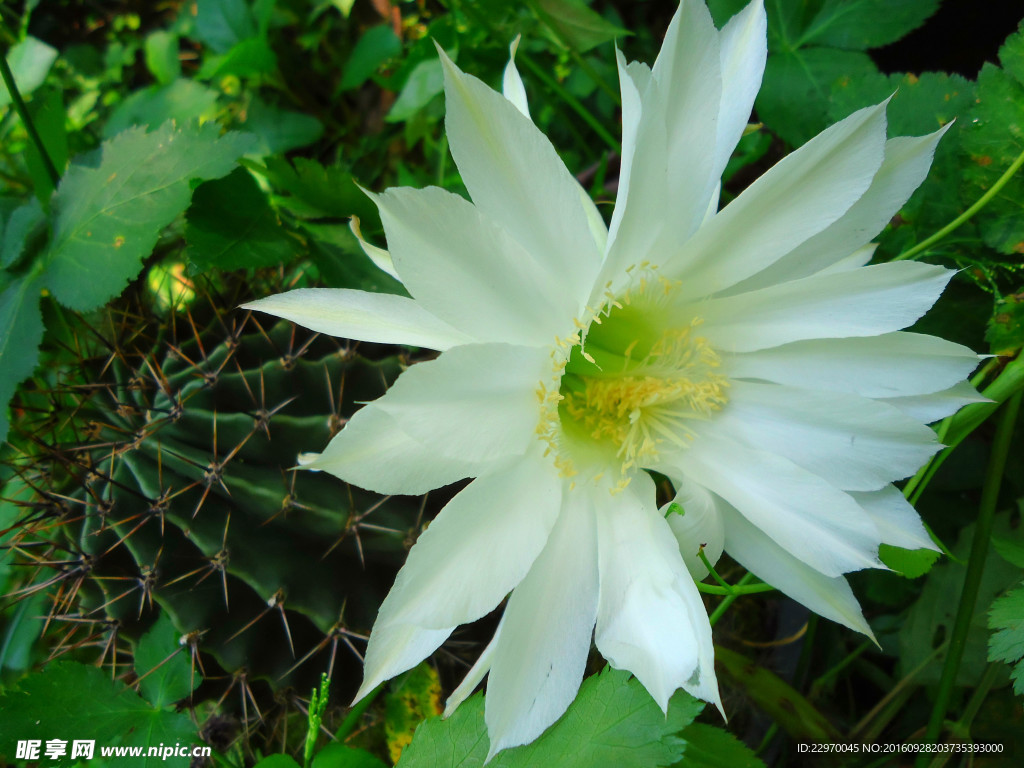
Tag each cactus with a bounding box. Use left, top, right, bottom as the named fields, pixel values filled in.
left=1, top=274, right=422, bottom=731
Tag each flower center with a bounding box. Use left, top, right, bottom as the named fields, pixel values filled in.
left=536, top=268, right=729, bottom=488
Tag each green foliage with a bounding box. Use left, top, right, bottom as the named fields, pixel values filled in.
left=397, top=667, right=702, bottom=768
left=675, top=722, right=766, bottom=768
left=989, top=583, right=1024, bottom=695
left=533, top=0, right=630, bottom=52
left=186, top=167, right=297, bottom=271
left=0, top=36, right=58, bottom=108
left=43, top=121, right=254, bottom=310
left=987, top=291, right=1024, bottom=355
left=134, top=614, right=200, bottom=708
left=385, top=663, right=442, bottom=764
left=0, top=660, right=199, bottom=767
left=879, top=543, right=941, bottom=579
left=0, top=270, right=45, bottom=442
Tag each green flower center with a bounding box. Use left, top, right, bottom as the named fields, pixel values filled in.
left=537, top=270, right=729, bottom=488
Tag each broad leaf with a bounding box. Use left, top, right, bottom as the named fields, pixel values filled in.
left=0, top=36, right=58, bottom=108
left=340, top=25, right=402, bottom=91
left=241, top=96, right=324, bottom=154
left=879, top=544, right=941, bottom=579
left=195, top=0, right=257, bottom=54
left=135, top=614, right=200, bottom=709
left=0, top=662, right=199, bottom=767
left=677, top=722, right=766, bottom=768
left=397, top=667, right=701, bottom=768
left=534, top=0, right=629, bottom=52
left=103, top=80, right=219, bottom=138
left=186, top=167, right=297, bottom=271
left=42, top=121, right=254, bottom=311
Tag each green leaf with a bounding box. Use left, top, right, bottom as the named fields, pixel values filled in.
left=195, top=0, right=257, bottom=53
left=988, top=583, right=1024, bottom=695
left=144, top=30, right=181, bottom=84
left=676, top=722, right=766, bottom=768
left=1, top=198, right=45, bottom=269
left=758, top=47, right=877, bottom=147
left=961, top=31, right=1024, bottom=256
left=24, top=86, right=68, bottom=201
left=0, top=662, right=199, bottom=766
left=386, top=59, right=444, bottom=123
left=385, top=664, right=441, bottom=764
left=103, top=80, right=220, bottom=138
left=534, top=0, right=629, bottom=52
left=186, top=167, right=297, bottom=271
left=986, top=291, right=1024, bottom=356
left=796, top=0, right=939, bottom=51
left=0, top=269, right=45, bottom=442
left=879, top=544, right=941, bottom=579
left=314, top=743, right=388, bottom=768
left=200, top=37, right=278, bottom=79
left=42, top=121, right=254, bottom=311
left=303, top=222, right=405, bottom=294
left=341, top=25, right=402, bottom=91
left=994, top=533, right=1024, bottom=569
left=262, top=157, right=378, bottom=224
left=901, top=513, right=1024, bottom=685
left=397, top=667, right=701, bottom=768
left=241, top=96, right=324, bottom=154
left=0, top=36, right=58, bottom=108
left=135, top=614, right=199, bottom=708
left=255, top=757, right=302, bottom=768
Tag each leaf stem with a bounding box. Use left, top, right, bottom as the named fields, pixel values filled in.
left=0, top=45, right=59, bottom=188
left=894, top=144, right=1024, bottom=262
left=918, top=389, right=1022, bottom=763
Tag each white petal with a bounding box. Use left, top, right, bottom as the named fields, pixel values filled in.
left=694, top=261, right=953, bottom=352
left=349, top=215, right=399, bottom=280
left=712, top=0, right=767, bottom=182
left=879, top=380, right=988, bottom=422
left=354, top=622, right=454, bottom=702
left=440, top=48, right=601, bottom=294
left=373, top=343, right=547, bottom=463
left=595, top=474, right=718, bottom=712
left=601, top=1, right=722, bottom=287
left=719, top=501, right=874, bottom=637
left=850, top=485, right=938, bottom=552
left=671, top=432, right=882, bottom=577
left=371, top=186, right=576, bottom=346
left=664, top=101, right=888, bottom=299
left=305, top=405, right=483, bottom=495
left=728, top=331, right=981, bottom=398
left=373, top=448, right=562, bottom=630
left=663, top=477, right=725, bottom=581
left=484, top=485, right=600, bottom=759
left=242, top=288, right=472, bottom=350
left=445, top=614, right=506, bottom=717
left=502, top=35, right=529, bottom=118
left=729, top=128, right=948, bottom=292
left=709, top=381, right=941, bottom=491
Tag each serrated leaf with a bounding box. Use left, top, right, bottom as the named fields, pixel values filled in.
left=397, top=667, right=701, bottom=768
left=42, top=121, right=254, bottom=311
left=314, top=743, right=388, bottom=768
left=341, top=25, right=402, bottom=91
left=986, top=292, right=1024, bottom=356
left=676, top=722, right=766, bottom=768
left=103, top=80, right=220, bottom=138
left=0, top=662, right=199, bottom=767
left=135, top=613, right=200, bottom=708
left=262, top=157, right=378, bottom=224
left=901, top=513, right=1024, bottom=685
left=186, top=167, right=297, bottom=271
left=962, top=30, right=1024, bottom=256
left=1, top=198, right=45, bottom=269
left=798, top=0, right=939, bottom=51
left=988, top=583, right=1024, bottom=695
left=879, top=544, right=941, bottom=579
left=534, top=0, right=629, bottom=52
left=0, top=36, right=58, bottom=108
left=0, top=269, right=45, bottom=442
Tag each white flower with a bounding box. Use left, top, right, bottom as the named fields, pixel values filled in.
left=245, top=0, right=983, bottom=757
